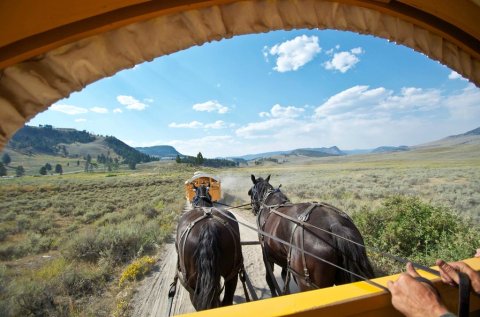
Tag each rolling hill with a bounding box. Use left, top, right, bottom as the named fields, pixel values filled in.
left=4, top=125, right=157, bottom=164
left=135, top=145, right=181, bottom=158
left=416, top=126, right=480, bottom=148
left=234, top=146, right=345, bottom=160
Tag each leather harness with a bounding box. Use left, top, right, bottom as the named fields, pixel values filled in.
left=256, top=188, right=358, bottom=294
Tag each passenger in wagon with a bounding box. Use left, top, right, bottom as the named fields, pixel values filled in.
left=388, top=255, right=480, bottom=317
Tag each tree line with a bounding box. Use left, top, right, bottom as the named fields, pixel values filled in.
left=175, top=152, right=238, bottom=167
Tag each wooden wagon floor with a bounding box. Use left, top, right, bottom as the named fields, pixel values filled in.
left=131, top=207, right=298, bottom=316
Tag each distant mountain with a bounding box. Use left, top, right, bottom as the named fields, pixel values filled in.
left=417, top=126, right=480, bottom=148
left=136, top=145, right=181, bottom=158
left=6, top=125, right=157, bottom=164
left=371, top=146, right=410, bottom=153
left=233, top=146, right=344, bottom=160
left=294, top=146, right=345, bottom=156
left=451, top=126, right=480, bottom=137
left=342, top=149, right=372, bottom=155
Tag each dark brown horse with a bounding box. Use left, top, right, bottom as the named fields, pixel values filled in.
left=176, top=185, right=243, bottom=310
left=248, top=175, right=374, bottom=296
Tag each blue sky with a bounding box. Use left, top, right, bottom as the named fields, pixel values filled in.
left=30, top=29, right=480, bottom=157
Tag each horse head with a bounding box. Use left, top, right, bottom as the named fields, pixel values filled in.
left=248, top=174, right=272, bottom=215
left=193, top=184, right=213, bottom=207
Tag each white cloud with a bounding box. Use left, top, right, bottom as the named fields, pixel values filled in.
left=144, top=98, right=154, bottom=103
left=117, top=95, right=148, bottom=110
left=315, top=85, right=447, bottom=121
left=270, top=104, right=305, bottom=118
left=168, top=135, right=235, bottom=157
left=50, top=104, right=88, bottom=115
left=267, top=35, right=321, bottom=72
left=443, top=84, right=480, bottom=119
left=204, top=120, right=226, bottom=129
left=448, top=71, right=467, bottom=81
left=90, top=107, right=108, bottom=114
left=74, top=118, right=87, bottom=122
left=168, top=120, right=229, bottom=129
left=350, top=47, right=363, bottom=54
left=113, top=108, right=123, bottom=113
left=192, top=100, right=229, bottom=114
left=324, top=47, right=363, bottom=73
left=315, top=85, right=389, bottom=118
left=379, top=87, right=442, bottom=111
left=233, top=84, right=480, bottom=150
left=168, top=121, right=203, bottom=129
left=259, top=104, right=305, bottom=119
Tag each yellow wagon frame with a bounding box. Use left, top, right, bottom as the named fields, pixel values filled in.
left=179, top=258, right=480, bottom=316
left=1, top=1, right=480, bottom=315
left=185, top=172, right=222, bottom=203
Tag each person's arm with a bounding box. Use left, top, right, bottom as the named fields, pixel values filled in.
left=387, top=262, right=451, bottom=317
left=436, top=259, right=480, bottom=295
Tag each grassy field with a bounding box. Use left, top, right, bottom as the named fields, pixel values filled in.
left=221, top=143, right=480, bottom=220
left=0, top=162, right=198, bottom=316
left=0, top=143, right=479, bottom=316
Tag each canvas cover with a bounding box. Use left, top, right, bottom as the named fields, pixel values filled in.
left=0, top=0, right=479, bottom=150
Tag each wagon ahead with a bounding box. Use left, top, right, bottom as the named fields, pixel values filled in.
left=184, top=171, right=221, bottom=203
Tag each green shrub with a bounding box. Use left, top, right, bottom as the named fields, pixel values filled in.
left=60, top=263, right=108, bottom=297
left=353, top=196, right=480, bottom=274
left=63, top=220, right=166, bottom=264
left=9, top=280, right=64, bottom=317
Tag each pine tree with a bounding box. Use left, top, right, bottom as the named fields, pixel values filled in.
left=176, top=155, right=181, bottom=163
left=39, top=166, right=47, bottom=175
left=0, top=163, right=6, bottom=176
left=16, top=165, right=25, bottom=177
left=196, top=152, right=204, bottom=165
left=2, top=153, right=11, bottom=165
left=45, top=163, right=52, bottom=171
left=55, top=164, right=63, bottom=174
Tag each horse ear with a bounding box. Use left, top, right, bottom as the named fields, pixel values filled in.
left=251, top=174, right=256, bottom=184
left=266, top=175, right=271, bottom=183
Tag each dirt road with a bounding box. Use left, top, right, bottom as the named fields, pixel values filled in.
left=131, top=208, right=293, bottom=316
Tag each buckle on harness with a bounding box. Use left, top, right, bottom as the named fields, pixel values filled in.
left=202, top=207, right=212, bottom=216
left=304, top=268, right=311, bottom=282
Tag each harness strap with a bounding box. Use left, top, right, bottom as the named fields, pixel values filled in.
left=458, top=272, right=471, bottom=317
left=238, top=265, right=259, bottom=302
left=257, top=204, right=283, bottom=296
left=273, top=203, right=318, bottom=291
left=167, top=261, right=179, bottom=317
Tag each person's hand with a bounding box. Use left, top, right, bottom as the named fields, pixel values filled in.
left=436, top=259, right=480, bottom=295
left=387, top=262, right=450, bottom=317
left=475, top=248, right=480, bottom=258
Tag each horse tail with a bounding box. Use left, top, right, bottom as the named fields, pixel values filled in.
left=193, top=220, right=221, bottom=310
left=331, top=224, right=375, bottom=284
